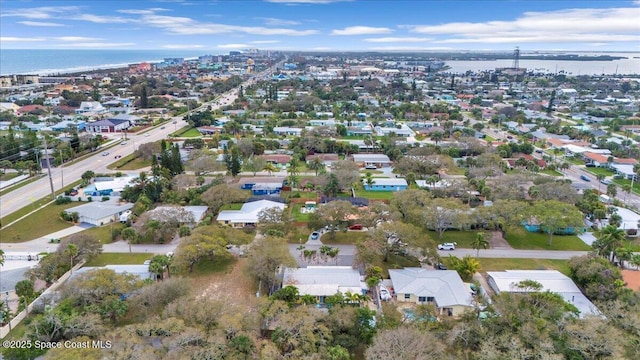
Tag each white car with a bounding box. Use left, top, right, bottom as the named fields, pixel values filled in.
left=438, top=242, right=456, bottom=251
left=379, top=284, right=392, bottom=301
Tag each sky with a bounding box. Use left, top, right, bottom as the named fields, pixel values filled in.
left=1, top=0, right=639, bottom=52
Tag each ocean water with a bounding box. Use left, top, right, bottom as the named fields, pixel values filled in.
left=444, top=57, right=640, bottom=76
left=0, top=49, right=210, bottom=76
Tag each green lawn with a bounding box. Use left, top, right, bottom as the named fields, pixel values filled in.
left=359, top=170, right=384, bottom=175
left=478, top=258, right=570, bottom=275
left=0, top=172, right=19, bottom=181
left=427, top=230, right=479, bottom=248
left=355, top=189, right=396, bottom=200
left=373, top=253, right=421, bottom=278
left=84, top=253, right=153, bottom=267
left=539, top=169, right=563, bottom=177
left=64, top=222, right=126, bottom=244
left=220, top=203, right=243, bottom=211
left=585, top=167, right=615, bottom=177
left=321, top=231, right=368, bottom=245
left=292, top=203, right=312, bottom=222
left=566, top=157, right=585, bottom=165
left=505, top=229, right=591, bottom=251
left=190, top=255, right=236, bottom=276
left=107, top=153, right=152, bottom=170
left=613, top=178, right=640, bottom=194
left=0, top=174, right=43, bottom=197
left=0, top=202, right=79, bottom=242
left=178, top=127, right=203, bottom=138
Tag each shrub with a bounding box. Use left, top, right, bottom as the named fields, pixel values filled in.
left=55, top=196, right=72, bottom=205
left=178, top=225, right=191, bottom=237
left=102, top=196, right=110, bottom=202
left=87, top=196, right=92, bottom=202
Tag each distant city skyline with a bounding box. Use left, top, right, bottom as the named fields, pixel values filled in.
left=1, top=0, right=639, bottom=52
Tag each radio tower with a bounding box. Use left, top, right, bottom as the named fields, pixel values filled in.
left=512, top=46, right=520, bottom=70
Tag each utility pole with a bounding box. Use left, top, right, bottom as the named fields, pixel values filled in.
left=42, top=135, right=56, bottom=200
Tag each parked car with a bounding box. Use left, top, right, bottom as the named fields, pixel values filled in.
left=435, top=263, right=447, bottom=270
left=580, top=175, right=591, bottom=182
left=585, top=163, right=596, bottom=167
left=438, top=242, right=456, bottom=250
left=348, top=224, right=363, bottom=230
left=69, top=190, right=78, bottom=196
left=365, top=164, right=377, bottom=170
left=310, top=232, right=320, bottom=240
left=120, top=141, right=127, bottom=145
left=601, top=179, right=612, bottom=185
left=143, top=260, right=151, bottom=265
left=102, top=152, right=109, bottom=156
left=160, top=126, right=166, bottom=129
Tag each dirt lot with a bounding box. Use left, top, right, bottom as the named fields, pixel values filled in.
left=198, top=258, right=260, bottom=308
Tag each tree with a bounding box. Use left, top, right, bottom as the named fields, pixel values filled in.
left=445, top=255, right=481, bottom=281
left=390, top=189, right=431, bottom=223
left=201, top=184, right=250, bottom=213
left=148, top=254, right=172, bottom=280
left=264, top=162, right=277, bottom=176
left=140, top=85, right=148, bottom=108
left=359, top=222, right=436, bottom=264
left=568, top=254, right=626, bottom=301
left=330, top=160, right=360, bottom=191
left=308, top=157, right=325, bottom=176
left=309, top=200, right=356, bottom=239
left=366, top=327, right=444, bottom=360
left=471, top=232, right=489, bottom=257
left=173, top=226, right=229, bottom=273
left=244, top=155, right=267, bottom=176
left=0, top=248, right=4, bottom=267
left=322, top=173, right=341, bottom=197
left=422, top=198, right=468, bottom=238
left=247, top=237, right=297, bottom=295
left=258, top=207, right=292, bottom=235
left=607, top=183, right=617, bottom=199
left=532, top=200, right=584, bottom=246
left=593, top=224, right=627, bottom=263
left=224, top=145, right=242, bottom=176
left=64, top=243, right=79, bottom=273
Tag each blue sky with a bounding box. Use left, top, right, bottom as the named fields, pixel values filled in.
left=1, top=0, right=639, bottom=52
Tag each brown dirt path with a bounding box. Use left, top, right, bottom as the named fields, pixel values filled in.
left=488, top=230, right=513, bottom=250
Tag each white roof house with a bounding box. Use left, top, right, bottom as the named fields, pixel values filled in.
left=147, top=205, right=208, bottom=225
left=65, top=202, right=134, bottom=226
left=352, top=154, right=392, bottom=165
left=487, top=270, right=600, bottom=318
left=216, top=200, right=285, bottom=227
left=389, top=268, right=474, bottom=310
left=93, top=176, right=137, bottom=193
left=282, top=266, right=364, bottom=297
left=369, top=178, right=408, bottom=187
left=72, top=265, right=153, bottom=281
left=415, top=179, right=452, bottom=189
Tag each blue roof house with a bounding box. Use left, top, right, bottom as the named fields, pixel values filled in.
left=363, top=178, right=408, bottom=192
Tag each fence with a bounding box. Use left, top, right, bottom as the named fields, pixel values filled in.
left=0, top=260, right=85, bottom=339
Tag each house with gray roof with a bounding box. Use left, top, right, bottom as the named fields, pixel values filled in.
left=216, top=199, right=285, bottom=228
left=64, top=202, right=134, bottom=226
left=389, top=268, right=474, bottom=317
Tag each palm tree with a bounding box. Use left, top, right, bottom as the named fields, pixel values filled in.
left=64, top=243, right=79, bottom=273
left=364, top=172, right=374, bottom=190
left=616, top=246, right=634, bottom=268
left=596, top=174, right=605, bottom=192
left=288, top=158, right=299, bottom=176
left=471, top=232, right=489, bottom=258
left=458, top=256, right=481, bottom=281
left=308, top=157, right=325, bottom=176
left=263, top=163, right=277, bottom=176
left=593, top=225, right=626, bottom=263
left=0, top=249, right=5, bottom=267
left=622, top=184, right=632, bottom=204
left=630, top=254, right=640, bottom=270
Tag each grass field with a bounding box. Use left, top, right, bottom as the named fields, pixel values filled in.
left=613, top=178, right=640, bottom=194
left=539, top=169, right=563, bottom=176
left=84, top=253, right=153, bottom=267
left=355, top=189, right=395, bottom=200
left=0, top=172, right=19, bottom=181
left=64, top=222, right=126, bottom=244
left=292, top=203, right=312, bottom=222
left=0, top=174, right=43, bottom=197
left=220, top=203, right=243, bottom=211
left=566, top=157, right=585, bottom=165
left=585, top=167, right=615, bottom=177
left=321, top=231, right=368, bottom=245
left=478, top=258, right=570, bottom=275
left=190, top=255, right=236, bottom=276
left=108, top=153, right=151, bottom=170
left=0, top=202, right=79, bottom=242
left=505, top=229, right=591, bottom=251
left=178, top=128, right=203, bottom=138
left=373, top=253, right=421, bottom=278
left=427, top=230, right=479, bottom=248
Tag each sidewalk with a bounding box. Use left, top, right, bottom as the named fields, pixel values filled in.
left=0, top=225, right=89, bottom=253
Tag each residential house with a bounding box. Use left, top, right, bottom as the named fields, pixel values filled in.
left=83, top=176, right=137, bottom=196
left=85, top=119, right=132, bottom=133
left=263, top=154, right=291, bottom=168
left=487, top=270, right=599, bottom=318
left=75, top=101, right=106, bottom=115
left=51, top=120, right=86, bottom=132
left=282, top=266, right=365, bottom=305
left=351, top=154, right=392, bottom=167
left=64, top=202, right=134, bottom=226
left=216, top=199, right=285, bottom=228
left=389, top=268, right=474, bottom=317
left=72, top=265, right=153, bottom=281
left=147, top=205, right=209, bottom=227
left=363, top=178, right=408, bottom=192
left=273, top=127, right=303, bottom=136
left=306, top=153, right=340, bottom=168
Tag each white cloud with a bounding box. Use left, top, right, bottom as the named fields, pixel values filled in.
left=364, top=37, right=431, bottom=43
left=0, top=36, right=46, bottom=42
left=265, top=0, right=352, bottom=4
left=1, top=6, right=79, bottom=19
left=141, top=14, right=318, bottom=36
left=72, top=14, right=131, bottom=24
left=331, top=26, right=393, bottom=36
left=251, top=40, right=280, bottom=44
left=260, top=17, right=301, bottom=26
left=163, top=44, right=205, bottom=49
left=217, top=43, right=250, bottom=49
left=55, top=36, right=103, bottom=42
left=410, top=7, right=640, bottom=45
left=18, top=21, right=66, bottom=27
left=117, top=8, right=170, bottom=15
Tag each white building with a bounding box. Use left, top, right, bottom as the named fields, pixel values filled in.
left=216, top=199, right=285, bottom=228
left=487, top=270, right=600, bottom=318
left=282, top=266, right=364, bottom=303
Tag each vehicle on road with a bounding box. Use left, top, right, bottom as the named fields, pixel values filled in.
left=143, top=260, right=151, bottom=265
left=580, top=175, right=591, bottom=182
left=310, top=232, right=320, bottom=240
left=114, top=155, right=122, bottom=159
left=160, top=126, right=166, bottom=129
left=438, top=242, right=456, bottom=250
left=102, top=152, right=109, bottom=156
left=120, top=141, right=127, bottom=145
left=348, top=224, right=363, bottom=230
left=600, top=179, right=612, bottom=185
left=145, top=133, right=150, bottom=137
left=585, top=163, right=596, bottom=167
left=535, top=149, right=543, bottom=154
